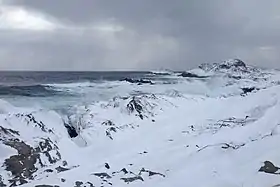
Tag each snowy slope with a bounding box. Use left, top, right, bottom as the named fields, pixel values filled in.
left=1, top=59, right=280, bottom=187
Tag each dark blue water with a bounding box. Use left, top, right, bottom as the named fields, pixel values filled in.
left=0, top=71, right=154, bottom=97
left=0, top=71, right=151, bottom=85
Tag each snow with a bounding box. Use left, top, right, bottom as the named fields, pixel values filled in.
left=1, top=61, right=280, bottom=187
left=0, top=144, right=16, bottom=159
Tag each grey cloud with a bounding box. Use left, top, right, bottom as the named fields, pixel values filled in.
left=1, top=0, right=280, bottom=70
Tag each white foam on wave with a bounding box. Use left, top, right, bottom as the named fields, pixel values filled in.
left=44, top=81, right=94, bottom=88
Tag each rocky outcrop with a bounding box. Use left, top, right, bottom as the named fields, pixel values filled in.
left=0, top=112, right=66, bottom=186
left=179, top=72, right=208, bottom=78
left=199, top=59, right=247, bottom=72
left=218, top=59, right=247, bottom=69
left=127, top=97, right=145, bottom=119
left=120, top=78, right=154, bottom=85
left=1, top=136, right=61, bottom=186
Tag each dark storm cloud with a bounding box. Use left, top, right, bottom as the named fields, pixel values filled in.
left=1, top=0, right=280, bottom=70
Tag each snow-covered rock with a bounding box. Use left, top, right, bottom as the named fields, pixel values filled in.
left=1, top=59, right=280, bottom=187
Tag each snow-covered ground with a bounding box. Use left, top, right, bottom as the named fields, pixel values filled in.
left=1, top=59, right=280, bottom=187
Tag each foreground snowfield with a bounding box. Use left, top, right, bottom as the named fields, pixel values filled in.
left=1, top=59, right=280, bottom=187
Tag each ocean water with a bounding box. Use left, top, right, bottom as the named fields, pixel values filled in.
left=0, top=71, right=184, bottom=113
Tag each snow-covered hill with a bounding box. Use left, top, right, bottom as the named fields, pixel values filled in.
left=1, top=59, right=280, bottom=187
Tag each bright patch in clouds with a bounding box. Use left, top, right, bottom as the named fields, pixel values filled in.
left=0, top=4, right=58, bottom=31
left=93, top=22, right=124, bottom=32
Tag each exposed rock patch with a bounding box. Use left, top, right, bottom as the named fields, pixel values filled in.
left=64, top=124, right=78, bottom=138
left=259, top=161, right=280, bottom=175
left=55, top=166, right=70, bottom=173
left=139, top=168, right=166, bottom=177
left=241, top=87, right=259, bottom=96
left=92, top=172, right=112, bottom=179
left=2, top=137, right=61, bottom=186
left=0, top=112, right=63, bottom=187
left=74, top=181, right=83, bottom=187
left=121, top=176, right=144, bottom=183
left=121, top=78, right=154, bottom=85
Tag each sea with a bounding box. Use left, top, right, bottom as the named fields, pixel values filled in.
left=0, top=71, right=187, bottom=115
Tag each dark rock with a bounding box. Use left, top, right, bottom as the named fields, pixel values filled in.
left=112, top=168, right=129, bottom=176
left=150, top=71, right=171, bottom=76
left=105, top=127, right=118, bottom=140
left=199, top=59, right=247, bottom=72
left=105, top=163, right=110, bottom=169
left=139, top=151, right=148, bottom=155
left=0, top=175, right=6, bottom=187
left=74, top=181, right=83, bottom=187
left=127, top=97, right=146, bottom=119
left=44, top=169, right=54, bottom=173
left=64, top=124, right=78, bottom=138
left=4, top=140, right=39, bottom=185
left=138, top=114, right=144, bottom=120
left=121, top=176, right=144, bottom=183
left=139, top=168, right=166, bottom=177
left=232, top=59, right=246, bottom=68
left=1, top=124, right=61, bottom=186
left=103, top=121, right=118, bottom=140
left=93, top=173, right=112, bottom=179
left=259, top=161, right=280, bottom=174
left=62, top=160, right=68, bottom=166
left=25, top=113, right=49, bottom=133
left=220, top=143, right=245, bottom=150
left=180, top=72, right=208, bottom=78
left=219, top=59, right=246, bottom=69
left=0, top=126, right=19, bottom=136
left=102, top=120, right=115, bottom=126
left=121, top=168, right=129, bottom=174
left=108, top=127, right=117, bottom=132
left=241, top=87, right=256, bottom=95
left=105, top=131, right=113, bottom=140
left=121, top=78, right=154, bottom=85
left=61, top=178, right=66, bottom=183
left=55, top=166, right=70, bottom=173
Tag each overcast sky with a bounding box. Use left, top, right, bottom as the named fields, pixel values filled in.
left=0, top=0, right=280, bottom=71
